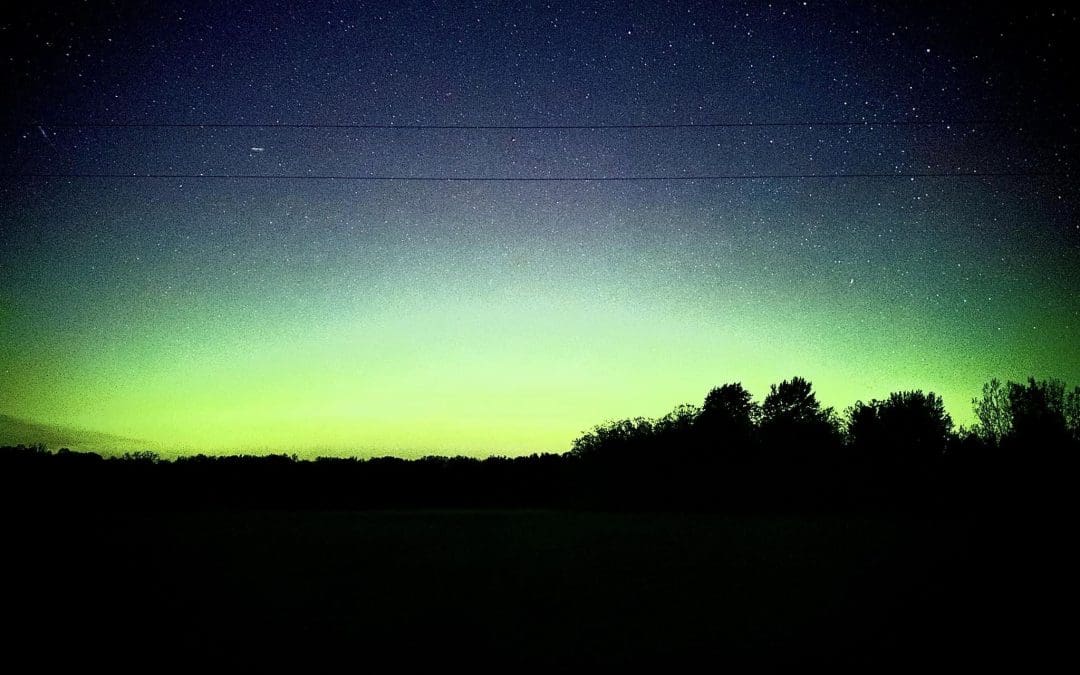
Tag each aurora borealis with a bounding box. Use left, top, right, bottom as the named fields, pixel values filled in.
left=2, top=1, right=1078, bottom=456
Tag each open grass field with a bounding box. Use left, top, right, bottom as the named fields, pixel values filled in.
left=5, top=509, right=1040, bottom=667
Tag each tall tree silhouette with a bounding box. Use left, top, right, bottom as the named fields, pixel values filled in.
left=972, top=376, right=1079, bottom=450
left=759, top=377, right=839, bottom=451
left=847, top=391, right=953, bottom=501
left=1066, top=386, right=1080, bottom=443
left=756, top=377, right=843, bottom=505
left=847, top=391, right=952, bottom=459
left=972, top=378, right=1011, bottom=444
left=1006, top=377, right=1070, bottom=449
left=697, top=383, right=759, bottom=453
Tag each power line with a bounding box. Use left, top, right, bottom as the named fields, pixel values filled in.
left=1, top=171, right=1064, bottom=182
left=20, top=119, right=1013, bottom=131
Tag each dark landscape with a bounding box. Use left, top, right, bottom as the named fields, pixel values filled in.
left=5, top=376, right=1076, bottom=665
left=3, top=0, right=1078, bottom=667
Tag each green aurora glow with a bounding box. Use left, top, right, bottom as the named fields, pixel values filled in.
left=3, top=2, right=1078, bottom=456
left=3, top=178, right=1076, bottom=456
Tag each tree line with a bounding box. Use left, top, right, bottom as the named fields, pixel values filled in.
left=2, top=375, right=1076, bottom=511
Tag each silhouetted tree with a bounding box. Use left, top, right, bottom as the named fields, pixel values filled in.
left=1067, top=386, right=1080, bottom=443
left=697, top=382, right=759, bottom=452
left=653, top=404, right=701, bottom=440
left=1006, top=377, right=1070, bottom=449
left=847, top=391, right=952, bottom=502
left=972, top=378, right=1011, bottom=444
left=569, top=417, right=655, bottom=463
left=847, top=391, right=952, bottom=459
left=755, top=377, right=843, bottom=506
left=758, top=377, right=840, bottom=451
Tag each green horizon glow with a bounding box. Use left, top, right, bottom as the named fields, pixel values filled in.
left=5, top=3, right=1080, bottom=459
left=2, top=180, right=1077, bottom=456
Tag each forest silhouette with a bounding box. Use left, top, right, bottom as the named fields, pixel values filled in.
left=5, top=374, right=1072, bottom=668
left=4, top=375, right=1076, bottom=511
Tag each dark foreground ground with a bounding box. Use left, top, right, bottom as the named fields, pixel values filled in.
left=4, top=509, right=1057, bottom=668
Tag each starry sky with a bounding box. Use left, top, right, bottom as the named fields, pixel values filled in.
left=1, top=1, right=1078, bottom=456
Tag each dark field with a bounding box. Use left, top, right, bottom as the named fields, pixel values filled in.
left=6, top=509, right=1044, bottom=667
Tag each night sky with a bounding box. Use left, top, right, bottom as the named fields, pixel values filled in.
left=1, top=1, right=1078, bottom=456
